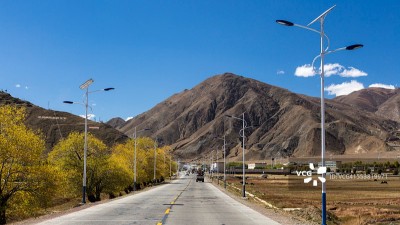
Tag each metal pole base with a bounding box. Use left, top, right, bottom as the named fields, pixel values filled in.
left=322, top=192, right=326, bottom=225
left=82, top=186, right=86, bottom=204
left=133, top=182, right=137, bottom=192
left=242, top=184, right=246, bottom=198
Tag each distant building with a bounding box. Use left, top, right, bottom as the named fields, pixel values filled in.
left=318, top=161, right=342, bottom=172
left=211, top=162, right=224, bottom=173
left=248, top=162, right=267, bottom=169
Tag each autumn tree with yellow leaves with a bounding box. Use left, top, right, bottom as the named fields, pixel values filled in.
left=0, top=105, right=177, bottom=224
left=0, top=105, right=59, bottom=224
left=49, top=132, right=113, bottom=202
left=48, top=133, right=176, bottom=202
left=110, top=137, right=176, bottom=191
left=134, top=138, right=175, bottom=186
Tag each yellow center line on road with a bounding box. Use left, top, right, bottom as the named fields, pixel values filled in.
left=156, top=178, right=192, bottom=225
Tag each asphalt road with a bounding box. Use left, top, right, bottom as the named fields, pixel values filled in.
left=35, top=174, right=281, bottom=225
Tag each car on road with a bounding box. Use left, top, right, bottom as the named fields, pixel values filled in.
left=196, top=170, right=204, bottom=182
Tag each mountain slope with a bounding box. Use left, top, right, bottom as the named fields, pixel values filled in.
left=376, top=93, right=400, bottom=123
left=118, top=73, right=398, bottom=160
left=106, top=117, right=126, bottom=129
left=334, top=87, right=400, bottom=122
left=0, top=91, right=128, bottom=153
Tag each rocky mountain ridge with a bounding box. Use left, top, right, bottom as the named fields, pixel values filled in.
left=110, top=73, right=399, bottom=161
left=334, top=88, right=400, bottom=123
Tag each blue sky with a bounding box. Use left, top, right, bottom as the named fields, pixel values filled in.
left=0, top=0, right=398, bottom=121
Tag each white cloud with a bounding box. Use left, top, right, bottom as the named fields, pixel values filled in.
left=79, top=114, right=96, bottom=120
left=294, top=64, right=315, bottom=77
left=339, top=67, right=367, bottom=77
left=324, top=63, right=344, bottom=77
left=25, top=86, right=29, bottom=90
left=369, top=83, right=395, bottom=89
left=324, top=80, right=364, bottom=96
left=295, top=63, right=367, bottom=78
left=126, top=116, right=133, bottom=121
left=15, top=84, right=21, bottom=88
left=277, top=70, right=285, bottom=75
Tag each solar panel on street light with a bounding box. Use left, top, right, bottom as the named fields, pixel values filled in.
left=80, top=78, right=94, bottom=90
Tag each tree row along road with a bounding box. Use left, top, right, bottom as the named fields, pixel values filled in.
left=35, top=173, right=281, bottom=225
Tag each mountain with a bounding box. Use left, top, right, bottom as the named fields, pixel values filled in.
left=106, top=117, right=126, bottom=129
left=0, top=91, right=128, bottom=153
left=116, top=73, right=399, bottom=161
left=334, top=87, right=400, bottom=122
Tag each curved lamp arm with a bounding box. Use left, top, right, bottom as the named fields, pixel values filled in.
left=89, top=87, right=115, bottom=94
left=276, top=20, right=331, bottom=52
left=226, top=115, right=248, bottom=128
left=311, top=44, right=364, bottom=74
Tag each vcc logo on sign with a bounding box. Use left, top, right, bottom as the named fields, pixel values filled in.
left=295, top=163, right=327, bottom=187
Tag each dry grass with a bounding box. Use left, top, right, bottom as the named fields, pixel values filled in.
left=225, top=174, right=400, bottom=225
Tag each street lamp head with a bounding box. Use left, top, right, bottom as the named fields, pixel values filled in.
left=276, top=20, right=294, bottom=26
left=346, top=44, right=363, bottom=50
left=104, top=87, right=115, bottom=91
left=80, top=78, right=94, bottom=90
left=63, top=101, right=74, bottom=104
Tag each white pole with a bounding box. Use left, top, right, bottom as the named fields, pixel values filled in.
left=211, top=151, right=214, bottom=181
left=82, top=87, right=88, bottom=204
left=224, top=135, right=226, bottom=189
left=320, top=17, right=327, bottom=225
left=154, top=141, right=157, bottom=182
left=134, top=127, right=137, bottom=191
left=177, top=159, right=179, bottom=176
left=216, top=147, right=219, bottom=184
left=276, top=7, right=362, bottom=224
left=163, top=151, right=166, bottom=179
left=242, top=112, right=246, bottom=198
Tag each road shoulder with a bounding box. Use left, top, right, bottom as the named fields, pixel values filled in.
left=9, top=181, right=173, bottom=225
left=207, top=176, right=315, bottom=225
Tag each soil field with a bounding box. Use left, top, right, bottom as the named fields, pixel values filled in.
left=223, top=174, right=400, bottom=225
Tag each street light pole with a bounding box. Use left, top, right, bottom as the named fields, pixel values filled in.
left=163, top=149, right=166, bottom=179
left=169, top=155, right=172, bottom=180
left=83, top=85, right=89, bottom=204
left=318, top=15, right=328, bottom=225
left=216, top=135, right=227, bottom=189
left=211, top=150, right=214, bottom=181
left=133, top=127, right=150, bottom=191
left=226, top=113, right=247, bottom=198
left=177, top=159, right=179, bottom=175
left=216, top=147, right=219, bottom=184
left=223, top=135, right=226, bottom=188
left=276, top=5, right=363, bottom=225
left=63, top=78, right=114, bottom=204
left=134, top=127, right=137, bottom=191
left=241, top=113, right=245, bottom=197
left=154, top=140, right=157, bottom=183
